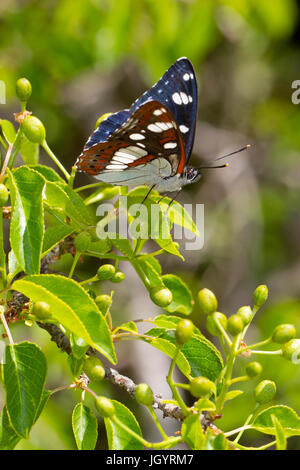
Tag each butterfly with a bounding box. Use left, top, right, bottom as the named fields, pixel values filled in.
left=76, top=57, right=201, bottom=194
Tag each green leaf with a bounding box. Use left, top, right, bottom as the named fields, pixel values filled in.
left=137, top=257, right=163, bottom=287
left=271, top=414, right=287, bottom=450
left=72, top=403, right=98, bottom=450
left=144, top=327, right=223, bottom=380
left=111, top=236, right=133, bottom=257
left=104, top=400, right=143, bottom=450
left=195, top=398, right=216, bottom=411
left=0, top=119, right=16, bottom=144
left=8, top=167, right=45, bottom=274
left=8, top=250, right=22, bottom=280
left=30, top=165, right=65, bottom=183
left=3, top=342, right=47, bottom=438
left=42, top=224, right=75, bottom=255
left=13, top=274, right=117, bottom=364
left=20, top=135, right=39, bottom=165
left=162, top=274, right=194, bottom=315
left=116, top=321, right=138, bottom=334
left=224, top=390, right=244, bottom=402
left=181, top=414, right=204, bottom=450
left=157, top=196, right=200, bottom=237
left=125, top=187, right=183, bottom=259
left=88, top=238, right=112, bottom=255
left=44, top=181, right=94, bottom=228
left=0, top=407, right=21, bottom=450
left=252, top=405, right=300, bottom=437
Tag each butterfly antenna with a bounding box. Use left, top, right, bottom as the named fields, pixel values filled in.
left=213, top=144, right=251, bottom=163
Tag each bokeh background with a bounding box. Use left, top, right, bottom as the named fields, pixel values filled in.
left=1, top=0, right=300, bottom=450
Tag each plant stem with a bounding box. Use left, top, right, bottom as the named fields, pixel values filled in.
left=250, top=349, right=282, bottom=355
left=69, top=252, right=80, bottom=278
left=166, top=347, right=190, bottom=416
left=75, top=182, right=103, bottom=193
left=42, top=140, right=70, bottom=181
left=147, top=406, right=169, bottom=440
left=0, top=208, right=7, bottom=288
left=0, top=310, right=14, bottom=345
left=229, top=375, right=248, bottom=385
left=233, top=440, right=276, bottom=450
left=236, top=337, right=271, bottom=355
left=215, top=334, right=240, bottom=414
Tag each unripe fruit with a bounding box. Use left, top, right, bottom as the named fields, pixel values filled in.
left=0, top=184, right=9, bottom=207
left=198, top=288, right=218, bottom=315
left=135, top=383, right=154, bottom=406
left=175, top=319, right=194, bottom=345
left=83, top=356, right=105, bottom=382
left=97, top=264, right=116, bottom=281
left=227, top=314, right=244, bottom=336
left=149, top=286, right=172, bottom=308
left=255, top=380, right=276, bottom=404
left=95, top=396, right=115, bottom=418
left=16, top=78, right=32, bottom=102
left=74, top=232, right=92, bottom=252
left=246, top=361, right=263, bottom=378
left=189, top=377, right=216, bottom=398
left=95, top=113, right=113, bottom=129
left=32, top=301, right=52, bottom=320
left=95, top=294, right=112, bottom=313
left=253, top=285, right=268, bottom=307
left=237, top=306, right=252, bottom=326
left=22, top=116, right=46, bottom=144
left=206, top=312, right=227, bottom=336
left=272, top=324, right=296, bottom=344
left=110, top=270, right=125, bottom=283
left=281, top=338, right=300, bottom=361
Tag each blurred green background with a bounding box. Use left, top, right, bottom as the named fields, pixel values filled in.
left=1, top=0, right=300, bottom=450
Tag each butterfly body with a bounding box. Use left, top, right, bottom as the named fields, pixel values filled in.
left=76, top=58, right=200, bottom=193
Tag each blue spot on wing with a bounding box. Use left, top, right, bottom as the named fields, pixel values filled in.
left=84, top=109, right=130, bottom=151
left=130, top=57, right=198, bottom=163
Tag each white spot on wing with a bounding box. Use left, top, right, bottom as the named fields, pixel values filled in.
left=164, top=142, right=177, bottom=149
left=129, top=133, right=145, bottom=140
left=183, top=73, right=190, bottom=81
left=106, top=164, right=127, bottom=170
left=148, top=123, right=163, bottom=133
left=180, top=92, right=189, bottom=105
left=179, top=125, right=189, bottom=134
left=172, top=92, right=182, bottom=105
left=153, top=109, right=163, bottom=116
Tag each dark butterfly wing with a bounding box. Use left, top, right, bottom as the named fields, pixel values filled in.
left=130, top=57, right=197, bottom=163
left=84, top=109, right=130, bottom=151
left=76, top=100, right=185, bottom=177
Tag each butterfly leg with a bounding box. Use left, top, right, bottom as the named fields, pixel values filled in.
left=139, top=184, right=156, bottom=207
left=166, top=189, right=181, bottom=214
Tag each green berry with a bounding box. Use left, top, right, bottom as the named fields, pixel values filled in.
left=149, top=286, right=172, bottom=308
left=0, top=184, right=9, bottom=207
left=206, top=312, right=227, bottom=336
left=227, top=314, right=244, bottom=336
left=95, top=396, right=115, bottom=418
left=135, top=383, right=154, bottom=406
left=237, top=306, right=253, bottom=326
left=175, top=319, right=194, bottom=345
left=253, top=285, right=268, bottom=307
left=95, top=294, right=112, bottom=313
left=95, top=113, right=113, bottom=129
left=16, top=78, right=32, bottom=102
left=272, top=324, right=296, bottom=344
left=32, top=301, right=52, bottom=320
left=97, top=264, right=116, bottom=280
left=281, top=339, right=300, bottom=361
left=74, top=232, right=92, bottom=252
left=110, top=271, right=125, bottom=283
left=246, top=361, right=263, bottom=378
left=22, top=116, right=46, bottom=144
left=255, top=380, right=276, bottom=404
left=189, top=377, right=216, bottom=398
left=198, top=288, right=218, bottom=315
left=83, top=356, right=105, bottom=382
